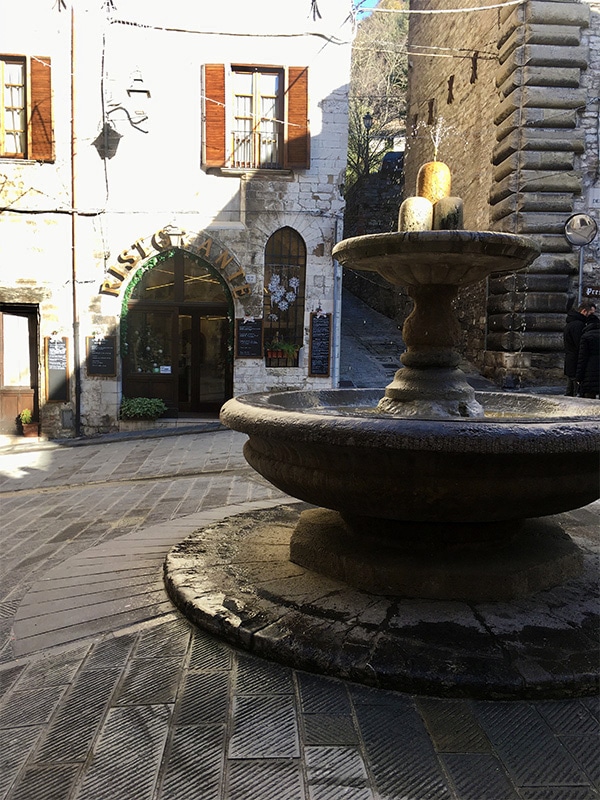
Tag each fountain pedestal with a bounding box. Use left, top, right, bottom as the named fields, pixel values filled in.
left=290, top=509, right=582, bottom=601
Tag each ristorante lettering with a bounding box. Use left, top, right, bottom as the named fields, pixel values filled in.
left=100, top=228, right=248, bottom=297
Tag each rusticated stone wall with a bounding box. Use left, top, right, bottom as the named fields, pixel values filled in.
left=486, top=0, right=592, bottom=386
left=405, top=0, right=600, bottom=387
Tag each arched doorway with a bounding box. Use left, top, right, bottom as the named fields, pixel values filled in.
left=122, top=249, right=233, bottom=415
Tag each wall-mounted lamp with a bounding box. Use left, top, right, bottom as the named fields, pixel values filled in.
left=92, top=121, right=122, bottom=159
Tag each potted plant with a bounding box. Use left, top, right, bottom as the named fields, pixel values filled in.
left=119, top=397, right=168, bottom=430
left=19, top=409, right=39, bottom=437
left=279, top=341, right=300, bottom=359
left=265, top=337, right=284, bottom=358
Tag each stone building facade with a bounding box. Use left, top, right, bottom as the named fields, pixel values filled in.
left=0, top=0, right=353, bottom=436
left=404, top=0, right=600, bottom=386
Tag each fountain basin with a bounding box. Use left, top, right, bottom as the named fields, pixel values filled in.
left=221, top=389, right=599, bottom=599
left=221, top=389, right=600, bottom=524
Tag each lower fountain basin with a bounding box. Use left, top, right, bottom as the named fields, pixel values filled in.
left=221, top=389, right=600, bottom=524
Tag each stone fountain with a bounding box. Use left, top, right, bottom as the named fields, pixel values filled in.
left=164, top=168, right=600, bottom=697
left=219, top=228, right=599, bottom=602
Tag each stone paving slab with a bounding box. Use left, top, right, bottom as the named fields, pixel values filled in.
left=2, top=614, right=598, bottom=800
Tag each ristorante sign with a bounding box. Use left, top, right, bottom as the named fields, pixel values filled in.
left=100, top=227, right=252, bottom=298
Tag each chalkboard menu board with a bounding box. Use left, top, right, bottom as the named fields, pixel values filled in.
left=45, top=337, right=69, bottom=402
left=236, top=318, right=263, bottom=358
left=86, top=336, right=117, bottom=376
left=309, top=312, right=331, bottom=377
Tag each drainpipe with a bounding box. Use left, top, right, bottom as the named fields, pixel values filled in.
left=331, top=215, right=344, bottom=387
left=71, top=3, right=82, bottom=436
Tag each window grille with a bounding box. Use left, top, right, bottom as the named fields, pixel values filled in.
left=263, top=228, right=306, bottom=366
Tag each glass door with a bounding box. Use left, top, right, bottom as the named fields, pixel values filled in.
left=178, top=311, right=230, bottom=413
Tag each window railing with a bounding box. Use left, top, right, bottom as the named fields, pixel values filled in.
left=231, top=130, right=280, bottom=169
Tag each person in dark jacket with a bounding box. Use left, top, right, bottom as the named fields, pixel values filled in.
left=564, top=300, right=596, bottom=396
left=576, top=313, right=600, bottom=399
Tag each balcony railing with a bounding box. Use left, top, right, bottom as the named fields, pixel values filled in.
left=231, top=130, right=280, bottom=169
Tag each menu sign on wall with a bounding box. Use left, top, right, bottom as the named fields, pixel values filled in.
left=236, top=318, right=263, bottom=358
left=45, top=337, right=69, bottom=402
left=309, top=312, right=331, bottom=377
left=86, top=336, right=117, bottom=376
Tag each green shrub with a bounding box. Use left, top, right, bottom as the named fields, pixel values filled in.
left=19, top=409, right=33, bottom=424
left=120, top=397, right=167, bottom=420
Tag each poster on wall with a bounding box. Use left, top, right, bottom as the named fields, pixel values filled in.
left=86, top=336, right=117, bottom=376
left=45, top=337, right=69, bottom=402
left=309, top=312, right=331, bottom=377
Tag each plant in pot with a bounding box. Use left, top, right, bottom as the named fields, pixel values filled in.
left=265, top=338, right=284, bottom=359
left=279, top=341, right=300, bottom=362
left=19, top=409, right=39, bottom=437
left=120, top=397, right=168, bottom=421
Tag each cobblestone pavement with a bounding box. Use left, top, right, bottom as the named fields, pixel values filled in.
left=0, top=291, right=597, bottom=799
left=0, top=428, right=598, bottom=800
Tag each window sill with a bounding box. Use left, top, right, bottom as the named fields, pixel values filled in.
left=210, top=167, right=294, bottom=181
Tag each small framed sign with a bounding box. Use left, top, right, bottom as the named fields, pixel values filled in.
left=45, top=337, right=70, bottom=402
left=86, top=336, right=117, bottom=376
left=236, top=318, right=263, bottom=358
left=309, top=312, right=331, bottom=377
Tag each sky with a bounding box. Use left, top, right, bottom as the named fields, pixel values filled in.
left=355, top=0, right=379, bottom=20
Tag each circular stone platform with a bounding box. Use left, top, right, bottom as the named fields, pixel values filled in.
left=164, top=502, right=599, bottom=699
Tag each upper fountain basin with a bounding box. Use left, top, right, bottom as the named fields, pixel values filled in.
left=332, top=230, right=541, bottom=286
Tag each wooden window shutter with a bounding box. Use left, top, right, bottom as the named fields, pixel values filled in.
left=285, top=67, right=309, bottom=170
left=203, top=64, right=226, bottom=168
left=30, top=56, right=54, bottom=162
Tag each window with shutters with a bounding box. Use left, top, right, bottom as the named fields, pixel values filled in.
left=0, top=55, right=53, bottom=162
left=203, top=64, right=309, bottom=172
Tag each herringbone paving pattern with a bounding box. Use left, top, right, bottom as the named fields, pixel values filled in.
left=0, top=427, right=598, bottom=799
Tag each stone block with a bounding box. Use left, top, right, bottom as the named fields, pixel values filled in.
left=487, top=291, right=567, bottom=314
left=490, top=171, right=581, bottom=205
left=495, top=88, right=587, bottom=126
left=487, top=312, right=566, bottom=332
left=499, top=1, right=589, bottom=30
left=496, top=111, right=578, bottom=144
left=493, top=129, right=585, bottom=164
left=526, top=252, right=579, bottom=274
left=490, top=194, right=574, bottom=223
left=525, top=1, right=590, bottom=28
left=497, top=66, right=581, bottom=97
left=488, top=273, right=570, bottom=294
left=498, top=44, right=588, bottom=69
left=516, top=212, right=577, bottom=235
left=493, top=151, right=575, bottom=182
left=486, top=330, right=563, bottom=351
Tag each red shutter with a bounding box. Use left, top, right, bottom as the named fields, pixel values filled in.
left=285, top=67, right=309, bottom=169
left=30, top=56, right=54, bottom=162
left=203, top=64, right=226, bottom=168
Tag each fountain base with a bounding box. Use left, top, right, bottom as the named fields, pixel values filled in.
left=164, top=501, right=599, bottom=699
left=290, top=508, right=583, bottom=601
